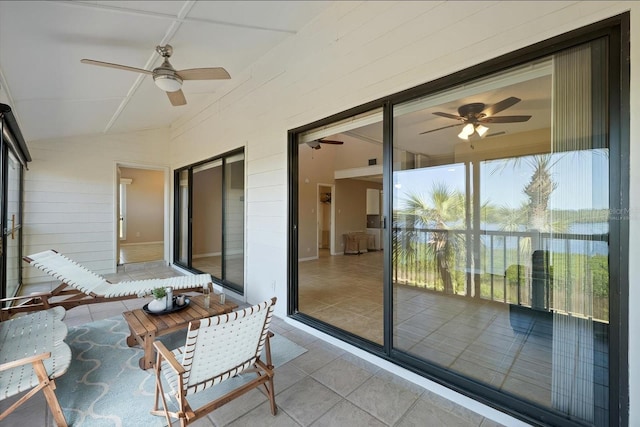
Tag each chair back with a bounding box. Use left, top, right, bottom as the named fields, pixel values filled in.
left=180, top=297, right=276, bottom=394
left=24, top=250, right=109, bottom=295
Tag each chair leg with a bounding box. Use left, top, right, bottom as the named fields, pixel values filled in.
left=33, top=361, right=68, bottom=427
left=152, top=353, right=174, bottom=427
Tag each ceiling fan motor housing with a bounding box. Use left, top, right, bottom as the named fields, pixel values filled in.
left=457, top=103, right=486, bottom=122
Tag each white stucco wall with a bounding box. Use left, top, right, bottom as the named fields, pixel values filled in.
left=162, top=1, right=639, bottom=424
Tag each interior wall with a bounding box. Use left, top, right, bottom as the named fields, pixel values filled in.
left=334, top=179, right=382, bottom=254
left=192, top=166, right=222, bottom=256
left=119, top=167, right=164, bottom=244
left=297, top=144, right=337, bottom=259
left=23, top=128, right=170, bottom=282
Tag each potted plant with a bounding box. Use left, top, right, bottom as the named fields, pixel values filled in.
left=147, top=287, right=167, bottom=312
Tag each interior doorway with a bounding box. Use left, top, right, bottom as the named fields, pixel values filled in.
left=317, top=184, right=335, bottom=255
left=116, top=165, right=166, bottom=265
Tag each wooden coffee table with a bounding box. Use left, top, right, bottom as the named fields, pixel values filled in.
left=123, top=294, right=238, bottom=370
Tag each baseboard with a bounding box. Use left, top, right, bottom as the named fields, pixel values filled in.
left=193, top=252, right=222, bottom=259
left=120, top=241, right=163, bottom=246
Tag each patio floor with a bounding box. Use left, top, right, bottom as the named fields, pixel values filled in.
left=1, top=260, right=515, bottom=426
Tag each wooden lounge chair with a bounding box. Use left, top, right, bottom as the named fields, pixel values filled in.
left=1, top=249, right=213, bottom=320
left=152, top=297, right=277, bottom=426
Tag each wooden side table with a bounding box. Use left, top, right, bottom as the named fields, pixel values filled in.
left=123, top=294, right=238, bottom=370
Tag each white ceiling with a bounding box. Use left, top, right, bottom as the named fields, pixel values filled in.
left=0, top=1, right=331, bottom=142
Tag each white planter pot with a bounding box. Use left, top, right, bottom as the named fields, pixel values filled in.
left=148, top=297, right=166, bottom=312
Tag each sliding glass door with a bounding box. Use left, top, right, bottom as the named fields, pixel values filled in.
left=4, top=150, right=22, bottom=300
left=289, top=17, right=626, bottom=427
left=174, top=149, right=245, bottom=293
left=0, top=106, right=28, bottom=303
left=295, top=109, right=386, bottom=345
left=392, top=38, right=609, bottom=425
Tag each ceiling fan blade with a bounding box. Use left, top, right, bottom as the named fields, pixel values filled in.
left=432, top=111, right=464, bottom=120
left=480, top=115, right=531, bottom=123
left=81, top=59, right=153, bottom=75
left=319, top=139, right=344, bottom=145
left=167, top=89, right=187, bottom=106
left=419, top=123, right=464, bottom=135
left=177, top=67, right=231, bottom=80
left=482, top=97, right=521, bottom=117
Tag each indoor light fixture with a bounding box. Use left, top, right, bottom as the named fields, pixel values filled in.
left=457, top=123, right=489, bottom=140
left=475, top=124, right=489, bottom=137
left=153, top=74, right=183, bottom=92
left=457, top=123, right=475, bottom=140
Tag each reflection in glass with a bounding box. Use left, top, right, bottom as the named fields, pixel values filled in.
left=392, top=39, right=608, bottom=425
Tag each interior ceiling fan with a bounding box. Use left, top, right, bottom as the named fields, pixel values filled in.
left=81, top=45, right=230, bottom=106
left=419, top=97, right=531, bottom=140
left=306, top=138, right=344, bottom=150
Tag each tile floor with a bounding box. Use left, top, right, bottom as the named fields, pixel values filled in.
left=2, top=262, right=513, bottom=427
left=299, top=249, right=608, bottom=419
left=119, top=242, right=164, bottom=264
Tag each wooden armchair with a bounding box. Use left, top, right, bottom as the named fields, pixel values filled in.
left=152, top=297, right=277, bottom=426
left=0, top=307, right=71, bottom=426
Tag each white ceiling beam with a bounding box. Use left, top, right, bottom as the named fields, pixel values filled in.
left=103, top=1, right=198, bottom=133
left=56, top=1, right=297, bottom=34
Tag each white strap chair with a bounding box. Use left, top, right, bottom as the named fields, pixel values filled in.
left=0, top=307, right=71, bottom=426
left=2, top=249, right=212, bottom=319
left=152, top=297, right=277, bottom=426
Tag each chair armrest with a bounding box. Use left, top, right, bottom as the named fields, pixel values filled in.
left=0, top=352, right=51, bottom=372
left=153, top=341, right=185, bottom=375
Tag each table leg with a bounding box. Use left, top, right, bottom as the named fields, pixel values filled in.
left=126, top=334, right=137, bottom=347
left=139, top=331, right=156, bottom=370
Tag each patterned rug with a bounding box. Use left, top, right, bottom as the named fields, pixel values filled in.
left=56, top=315, right=307, bottom=426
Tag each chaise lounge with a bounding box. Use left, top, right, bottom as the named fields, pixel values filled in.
left=1, top=249, right=213, bottom=320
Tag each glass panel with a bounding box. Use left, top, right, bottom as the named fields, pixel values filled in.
left=297, top=108, right=385, bottom=344
left=5, top=151, right=20, bottom=299
left=224, top=153, right=244, bottom=290
left=392, top=39, right=608, bottom=425
left=177, top=169, right=189, bottom=265
left=192, top=160, right=223, bottom=278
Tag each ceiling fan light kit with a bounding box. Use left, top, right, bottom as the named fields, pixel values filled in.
left=458, top=123, right=489, bottom=140
left=81, top=44, right=230, bottom=106
left=420, top=96, right=532, bottom=140
left=153, top=73, right=182, bottom=92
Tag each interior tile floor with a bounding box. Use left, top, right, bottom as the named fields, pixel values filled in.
left=2, top=262, right=513, bottom=427
left=119, top=242, right=164, bottom=264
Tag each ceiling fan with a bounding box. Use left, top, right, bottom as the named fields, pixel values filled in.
left=306, top=138, right=344, bottom=150
left=81, top=45, right=230, bottom=106
left=419, top=97, right=531, bottom=140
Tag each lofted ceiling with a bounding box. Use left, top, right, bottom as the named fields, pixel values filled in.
left=0, top=0, right=331, bottom=142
